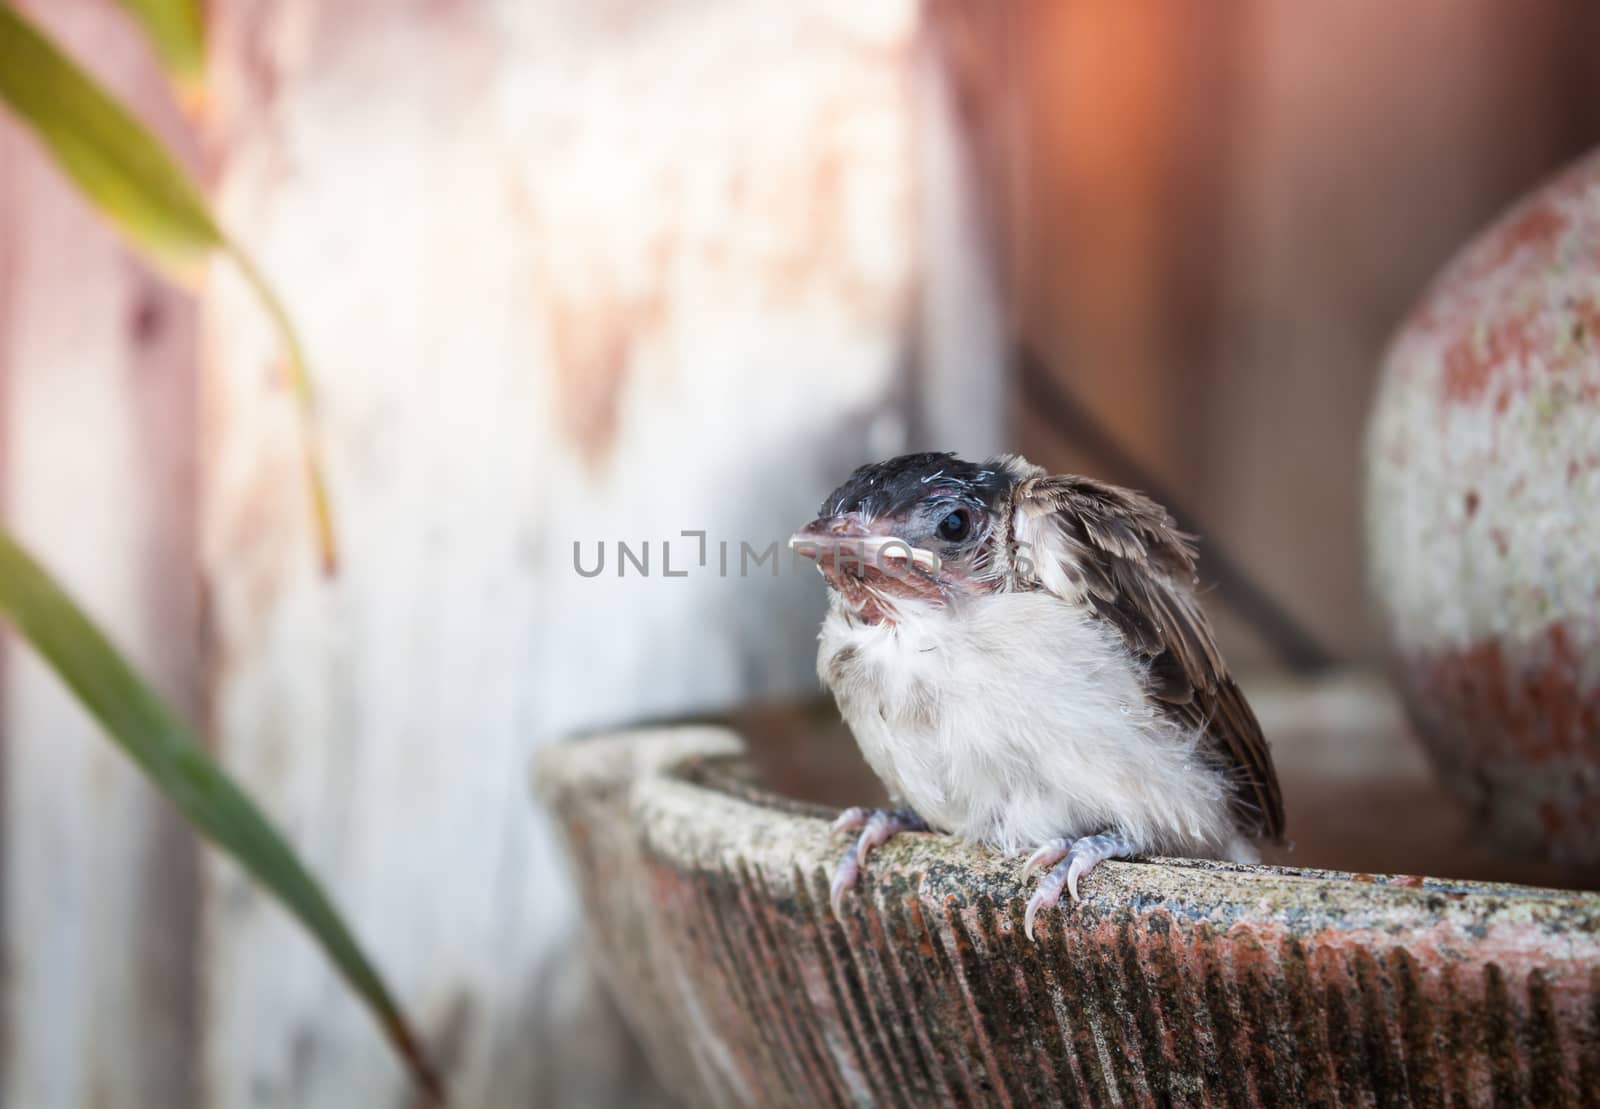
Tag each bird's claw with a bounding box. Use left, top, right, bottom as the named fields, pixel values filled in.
left=1021, top=831, right=1138, bottom=941
left=830, top=806, right=870, bottom=839
left=829, top=848, right=862, bottom=918
left=827, top=807, right=926, bottom=918
left=1021, top=837, right=1070, bottom=880
left=1024, top=870, right=1068, bottom=941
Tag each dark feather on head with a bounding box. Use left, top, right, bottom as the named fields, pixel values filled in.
left=820, top=452, right=1014, bottom=520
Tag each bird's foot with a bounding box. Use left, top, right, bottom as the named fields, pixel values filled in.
left=1021, top=831, right=1139, bottom=940
left=828, top=806, right=927, bottom=917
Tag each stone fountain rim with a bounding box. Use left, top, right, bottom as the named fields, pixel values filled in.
left=536, top=725, right=1600, bottom=934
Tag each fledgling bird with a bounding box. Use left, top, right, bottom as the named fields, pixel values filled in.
left=790, top=452, right=1284, bottom=939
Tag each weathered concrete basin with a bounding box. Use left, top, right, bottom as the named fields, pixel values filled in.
left=537, top=724, right=1600, bottom=1106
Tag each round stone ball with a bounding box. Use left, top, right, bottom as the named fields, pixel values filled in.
left=1366, top=148, right=1600, bottom=863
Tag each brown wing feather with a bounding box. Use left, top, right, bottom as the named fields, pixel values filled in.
left=1018, top=475, right=1285, bottom=842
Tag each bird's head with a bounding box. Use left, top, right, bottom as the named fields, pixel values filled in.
left=790, top=452, right=1033, bottom=620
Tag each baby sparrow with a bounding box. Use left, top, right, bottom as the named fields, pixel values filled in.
left=791, top=452, right=1283, bottom=938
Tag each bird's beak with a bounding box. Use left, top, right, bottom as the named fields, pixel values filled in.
left=789, top=514, right=940, bottom=572
left=790, top=512, right=871, bottom=548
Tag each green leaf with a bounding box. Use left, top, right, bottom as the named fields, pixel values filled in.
left=113, top=0, right=205, bottom=94
left=0, top=2, right=338, bottom=573
left=0, top=528, right=441, bottom=1102
left=0, top=1, right=217, bottom=279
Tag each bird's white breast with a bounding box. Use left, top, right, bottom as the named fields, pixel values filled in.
left=818, top=590, right=1242, bottom=857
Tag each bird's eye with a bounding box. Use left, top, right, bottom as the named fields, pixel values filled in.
left=936, top=508, right=971, bottom=542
